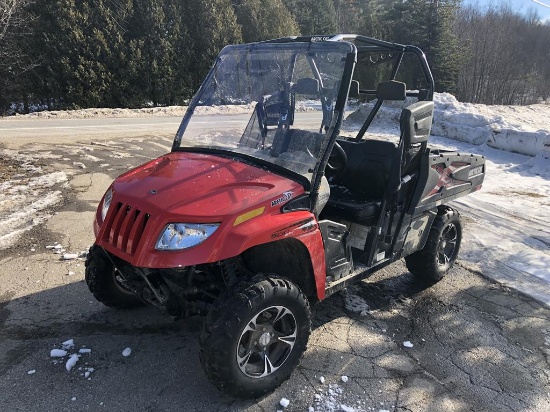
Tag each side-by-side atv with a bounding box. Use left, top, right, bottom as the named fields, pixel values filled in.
left=86, top=34, right=485, bottom=397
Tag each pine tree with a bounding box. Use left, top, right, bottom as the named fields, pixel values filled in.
left=428, top=0, right=461, bottom=94
left=233, top=0, right=299, bottom=42
left=379, top=0, right=460, bottom=93
left=126, top=0, right=176, bottom=106
left=283, top=0, right=337, bottom=35
left=27, top=0, right=132, bottom=109
left=183, top=0, right=242, bottom=89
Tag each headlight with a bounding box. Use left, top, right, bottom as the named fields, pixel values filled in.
left=156, top=223, right=219, bottom=250
left=101, top=187, right=113, bottom=222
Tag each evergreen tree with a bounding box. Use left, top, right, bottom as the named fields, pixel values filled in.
left=126, top=0, right=177, bottom=106
left=0, top=0, right=34, bottom=113
left=183, top=0, right=242, bottom=89
left=333, top=0, right=383, bottom=36
left=428, top=0, right=461, bottom=94
left=28, top=0, right=131, bottom=109
left=283, top=0, right=337, bottom=35
left=233, top=0, right=299, bottom=42
left=380, top=0, right=461, bottom=93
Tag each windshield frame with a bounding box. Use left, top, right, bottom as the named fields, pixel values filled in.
left=172, top=40, right=357, bottom=193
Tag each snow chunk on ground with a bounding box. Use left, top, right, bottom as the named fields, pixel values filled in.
left=65, top=354, right=79, bottom=371
left=403, top=341, right=414, bottom=348
left=312, top=383, right=365, bottom=412
left=62, top=253, right=79, bottom=260
left=279, top=397, right=290, bottom=408
left=62, top=339, right=75, bottom=350
left=50, top=349, right=67, bottom=357
left=341, top=375, right=349, bottom=383
left=122, top=347, right=132, bottom=357
left=27, top=370, right=36, bottom=375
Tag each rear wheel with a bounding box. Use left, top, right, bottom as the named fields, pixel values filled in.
left=405, top=207, right=462, bottom=282
left=85, top=245, right=143, bottom=309
left=199, top=275, right=311, bottom=398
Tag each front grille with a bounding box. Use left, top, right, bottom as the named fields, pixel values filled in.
left=104, top=202, right=150, bottom=255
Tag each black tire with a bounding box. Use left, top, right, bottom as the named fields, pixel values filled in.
left=85, top=245, right=143, bottom=309
left=199, top=275, right=311, bottom=398
left=405, top=206, right=462, bottom=282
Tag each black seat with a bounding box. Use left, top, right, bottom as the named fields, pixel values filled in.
left=322, top=185, right=381, bottom=223
left=322, top=139, right=397, bottom=224
left=321, top=101, right=434, bottom=225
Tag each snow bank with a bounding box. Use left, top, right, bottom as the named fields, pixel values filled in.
left=345, top=93, right=550, bottom=158
left=3, top=101, right=318, bottom=120
left=5, top=106, right=189, bottom=120
left=433, top=93, right=550, bottom=158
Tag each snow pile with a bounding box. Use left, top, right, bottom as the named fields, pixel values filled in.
left=344, top=93, right=550, bottom=158
left=4, top=104, right=260, bottom=120
left=7, top=106, right=189, bottom=120
left=433, top=93, right=550, bottom=158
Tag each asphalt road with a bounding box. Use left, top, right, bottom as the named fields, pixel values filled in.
left=0, top=118, right=549, bottom=411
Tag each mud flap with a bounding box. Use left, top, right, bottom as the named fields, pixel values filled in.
left=402, top=210, right=436, bottom=256
left=319, top=220, right=353, bottom=280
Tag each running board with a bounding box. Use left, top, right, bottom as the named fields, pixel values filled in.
left=324, top=259, right=393, bottom=297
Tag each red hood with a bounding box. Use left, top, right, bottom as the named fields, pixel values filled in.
left=112, top=152, right=304, bottom=219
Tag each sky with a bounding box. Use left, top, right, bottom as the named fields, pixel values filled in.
left=464, top=0, right=550, bottom=22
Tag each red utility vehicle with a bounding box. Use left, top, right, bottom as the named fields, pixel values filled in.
left=86, top=35, right=485, bottom=397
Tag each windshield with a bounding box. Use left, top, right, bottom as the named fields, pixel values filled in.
left=174, top=41, right=355, bottom=180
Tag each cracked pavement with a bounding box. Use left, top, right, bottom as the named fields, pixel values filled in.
left=0, top=130, right=549, bottom=411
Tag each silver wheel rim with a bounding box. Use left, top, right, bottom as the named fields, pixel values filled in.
left=236, top=305, right=297, bottom=378
left=437, top=223, right=458, bottom=269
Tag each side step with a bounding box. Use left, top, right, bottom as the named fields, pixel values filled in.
left=324, top=259, right=392, bottom=298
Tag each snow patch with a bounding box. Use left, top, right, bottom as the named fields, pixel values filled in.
left=0, top=151, right=67, bottom=249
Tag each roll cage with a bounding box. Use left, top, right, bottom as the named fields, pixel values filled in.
left=172, top=34, right=435, bottom=215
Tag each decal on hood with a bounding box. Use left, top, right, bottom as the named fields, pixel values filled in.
left=271, top=191, right=293, bottom=207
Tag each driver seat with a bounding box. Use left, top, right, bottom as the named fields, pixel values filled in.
left=321, top=139, right=397, bottom=225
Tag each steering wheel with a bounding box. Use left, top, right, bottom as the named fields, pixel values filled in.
left=326, top=142, right=347, bottom=175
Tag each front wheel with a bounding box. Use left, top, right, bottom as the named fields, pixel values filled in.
left=405, top=206, right=462, bottom=282
left=199, top=275, right=311, bottom=398
left=85, top=245, right=143, bottom=309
